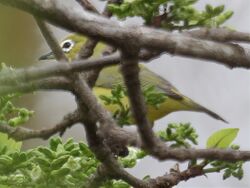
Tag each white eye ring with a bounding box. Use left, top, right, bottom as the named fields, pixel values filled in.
left=60, top=39, right=74, bottom=53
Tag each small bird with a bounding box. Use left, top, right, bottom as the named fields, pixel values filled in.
left=39, top=34, right=227, bottom=124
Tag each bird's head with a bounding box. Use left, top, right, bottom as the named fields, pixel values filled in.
left=39, top=34, right=105, bottom=61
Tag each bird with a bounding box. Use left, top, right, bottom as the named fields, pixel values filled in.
left=39, top=34, right=227, bottom=124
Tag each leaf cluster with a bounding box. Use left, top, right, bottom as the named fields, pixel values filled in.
left=99, top=84, right=167, bottom=126
left=99, top=84, right=131, bottom=126
left=0, top=63, right=33, bottom=127
left=0, top=137, right=143, bottom=188
left=202, top=145, right=244, bottom=181
left=108, top=0, right=233, bottom=30
left=200, top=129, right=244, bottom=180
left=0, top=123, right=200, bottom=188
left=0, top=138, right=96, bottom=187
left=210, top=149, right=244, bottom=180
left=143, top=85, right=167, bottom=109
left=157, top=122, right=198, bottom=148
left=0, top=134, right=148, bottom=188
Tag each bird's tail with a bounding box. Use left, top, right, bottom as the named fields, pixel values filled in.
left=183, top=97, right=228, bottom=123
left=200, top=107, right=228, bottom=123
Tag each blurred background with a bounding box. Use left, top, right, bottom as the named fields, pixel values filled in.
left=0, top=0, right=249, bottom=187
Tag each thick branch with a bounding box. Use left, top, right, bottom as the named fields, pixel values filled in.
left=185, top=28, right=250, bottom=43
left=153, top=147, right=250, bottom=162
left=0, top=49, right=161, bottom=87
left=69, top=73, right=147, bottom=187
left=37, top=12, right=134, bottom=184
left=1, top=0, right=250, bottom=68
left=0, top=77, right=72, bottom=96
left=83, top=118, right=147, bottom=188
left=0, top=54, right=119, bottom=85
left=120, top=49, right=160, bottom=151
left=148, top=165, right=204, bottom=188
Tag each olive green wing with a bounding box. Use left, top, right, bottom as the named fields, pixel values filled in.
left=139, top=65, right=183, bottom=100
left=96, top=65, right=123, bottom=88
left=96, top=64, right=184, bottom=100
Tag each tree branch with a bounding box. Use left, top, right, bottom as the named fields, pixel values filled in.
left=152, top=147, right=250, bottom=162
left=0, top=110, right=80, bottom=141
left=0, top=50, right=163, bottom=89
left=76, top=0, right=99, bottom=13
left=120, top=48, right=161, bottom=152
left=185, top=28, right=250, bottom=43
left=0, top=77, right=72, bottom=96
left=1, top=0, right=250, bottom=69
left=35, top=18, right=68, bottom=62
left=148, top=165, right=204, bottom=188
left=1, top=1, right=250, bottom=187
left=75, top=0, right=115, bottom=88
left=36, top=11, right=135, bottom=185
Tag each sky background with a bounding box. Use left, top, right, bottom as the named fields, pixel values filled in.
left=1, top=0, right=249, bottom=187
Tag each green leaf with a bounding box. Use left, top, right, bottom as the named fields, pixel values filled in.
left=0, top=133, right=22, bottom=154
left=205, top=4, right=214, bottom=14
left=38, top=147, right=55, bottom=159
left=206, top=128, right=239, bottom=149
left=35, top=157, right=51, bottom=168
left=49, top=137, right=62, bottom=151
left=223, top=169, right=231, bottom=180
left=64, top=138, right=75, bottom=151
left=213, top=5, right=225, bottom=15
left=79, top=142, right=94, bottom=158
left=51, top=167, right=71, bottom=177
left=0, top=155, right=13, bottom=165
left=51, top=155, right=70, bottom=169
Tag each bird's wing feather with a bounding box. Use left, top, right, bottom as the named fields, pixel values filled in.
left=139, top=65, right=183, bottom=100
left=96, top=64, right=184, bottom=100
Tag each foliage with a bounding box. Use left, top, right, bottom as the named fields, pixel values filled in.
left=99, top=84, right=131, bottom=126
left=98, top=85, right=245, bottom=183
left=0, top=66, right=244, bottom=187
left=0, top=137, right=142, bottom=188
left=157, top=122, right=198, bottom=148
left=202, top=129, right=244, bottom=181
left=0, top=127, right=243, bottom=187
left=0, top=124, right=199, bottom=188
left=0, top=63, right=34, bottom=127
left=99, top=84, right=167, bottom=126
left=108, top=0, right=233, bottom=30
left=206, top=128, right=239, bottom=149
left=142, top=85, right=167, bottom=109
left=0, top=137, right=95, bottom=187
left=210, top=151, right=244, bottom=180
left=203, top=146, right=244, bottom=180
left=0, top=63, right=35, bottom=154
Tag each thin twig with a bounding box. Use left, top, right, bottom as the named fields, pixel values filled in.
left=35, top=18, right=68, bottom=62
left=0, top=110, right=80, bottom=141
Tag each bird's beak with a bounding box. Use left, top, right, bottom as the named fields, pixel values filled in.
left=38, top=51, right=55, bottom=61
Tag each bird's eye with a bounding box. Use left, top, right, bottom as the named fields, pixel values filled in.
left=61, top=39, right=74, bottom=53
